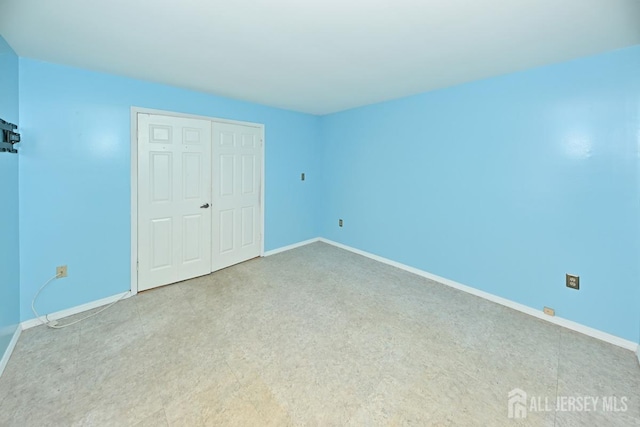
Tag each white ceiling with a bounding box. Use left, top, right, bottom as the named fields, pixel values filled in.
left=1, top=0, right=639, bottom=115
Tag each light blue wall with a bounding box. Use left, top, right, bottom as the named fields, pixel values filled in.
left=0, top=36, right=20, bottom=355
left=319, top=45, right=640, bottom=342
left=18, top=58, right=320, bottom=320
left=12, top=46, right=640, bottom=344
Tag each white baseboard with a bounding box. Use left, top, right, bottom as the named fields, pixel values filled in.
left=318, top=238, right=639, bottom=353
left=263, top=237, right=320, bottom=257
left=13, top=237, right=639, bottom=357
left=21, top=291, right=133, bottom=330
left=0, top=324, right=22, bottom=378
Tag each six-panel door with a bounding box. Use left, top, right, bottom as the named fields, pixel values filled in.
left=138, top=114, right=213, bottom=291
left=211, top=122, right=262, bottom=271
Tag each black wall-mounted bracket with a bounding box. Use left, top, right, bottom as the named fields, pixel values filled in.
left=1, top=118, right=20, bottom=153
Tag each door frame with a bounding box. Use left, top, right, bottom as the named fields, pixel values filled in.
left=130, top=106, right=265, bottom=295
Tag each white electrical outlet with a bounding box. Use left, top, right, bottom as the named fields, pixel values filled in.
left=56, top=265, right=68, bottom=278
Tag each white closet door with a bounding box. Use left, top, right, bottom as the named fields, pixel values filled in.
left=211, top=122, right=262, bottom=271
left=138, top=113, right=212, bottom=291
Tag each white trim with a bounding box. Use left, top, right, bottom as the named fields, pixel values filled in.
left=130, top=106, right=264, bottom=128
left=130, top=108, right=139, bottom=297
left=318, top=238, right=639, bottom=353
left=0, top=325, right=22, bottom=378
left=21, top=291, right=132, bottom=330
left=260, top=134, right=265, bottom=257
left=263, top=237, right=320, bottom=257
left=130, top=106, right=265, bottom=294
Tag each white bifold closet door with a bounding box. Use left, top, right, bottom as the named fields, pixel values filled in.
left=211, top=122, right=262, bottom=272
left=138, top=114, right=212, bottom=291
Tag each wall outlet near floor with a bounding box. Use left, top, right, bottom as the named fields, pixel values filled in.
left=339, top=219, right=343, bottom=227
left=56, top=265, right=68, bottom=278
left=566, top=274, right=579, bottom=290
left=543, top=306, right=555, bottom=316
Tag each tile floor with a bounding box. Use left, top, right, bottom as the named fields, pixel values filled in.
left=0, top=242, right=638, bottom=426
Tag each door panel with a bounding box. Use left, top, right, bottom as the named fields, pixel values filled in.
left=182, top=154, right=202, bottom=199
left=241, top=155, right=255, bottom=193
left=220, top=155, right=234, bottom=196
left=138, top=113, right=212, bottom=291
left=150, top=152, right=172, bottom=202
left=220, top=209, right=235, bottom=253
left=241, top=206, right=255, bottom=247
left=182, top=214, right=203, bottom=263
left=212, top=122, right=262, bottom=271
left=151, top=218, right=172, bottom=269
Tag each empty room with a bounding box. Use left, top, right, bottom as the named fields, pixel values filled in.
left=1, top=0, right=639, bottom=425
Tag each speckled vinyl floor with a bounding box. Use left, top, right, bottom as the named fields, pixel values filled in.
left=0, top=242, right=638, bottom=426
